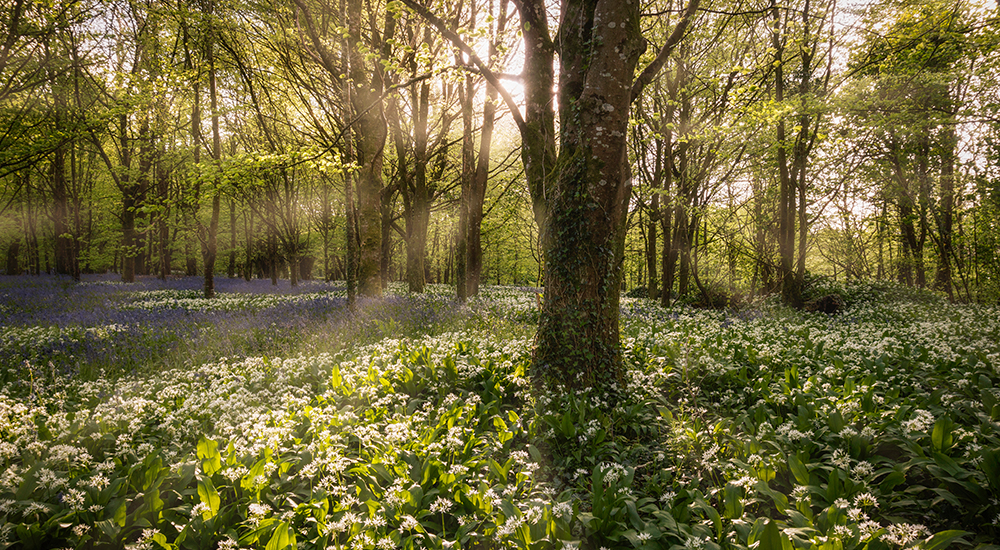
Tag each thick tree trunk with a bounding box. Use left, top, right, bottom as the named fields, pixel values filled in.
left=533, top=0, right=646, bottom=390
left=405, top=0, right=695, bottom=394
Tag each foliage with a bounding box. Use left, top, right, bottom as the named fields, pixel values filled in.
left=2, top=276, right=999, bottom=548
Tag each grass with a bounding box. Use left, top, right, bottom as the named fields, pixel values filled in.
left=1, top=275, right=998, bottom=550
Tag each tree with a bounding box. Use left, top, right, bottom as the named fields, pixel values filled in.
left=767, top=0, right=836, bottom=306
left=405, top=0, right=700, bottom=391
left=847, top=0, right=980, bottom=296
left=287, top=0, right=394, bottom=297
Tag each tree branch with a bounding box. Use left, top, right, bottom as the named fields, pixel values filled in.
left=631, top=0, right=701, bottom=102
left=397, top=0, right=527, bottom=137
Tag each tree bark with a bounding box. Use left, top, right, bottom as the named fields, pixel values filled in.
left=532, top=0, right=648, bottom=389
left=348, top=0, right=390, bottom=297
left=935, top=123, right=956, bottom=297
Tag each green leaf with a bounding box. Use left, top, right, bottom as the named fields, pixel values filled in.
left=759, top=519, right=792, bottom=550
left=197, top=437, right=222, bottom=476
left=919, top=530, right=972, bottom=550
left=788, top=454, right=809, bottom=486
left=265, top=521, right=296, bottom=550
left=96, top=518, right=121, bottom=540
left=112, top=497, right=127, bottom=527
left=151, top=532, right=170, bottom=550
left=981, top=449, right=1000, bottom=491
left=827, top=410, right=844, bottom=433
left=560, top=412, right=576, bottom=438
left=197, top=477, right=220, bottom=520
left=879, top=470, right=905, bottom=493
left=243, top=457, right=268, bottom=491
left=931, top=416, right=953, bottom=453
left=330, top=365, right=342, bottom=389
left=826, top=469, right=842, bottom=502
left=724, top=483, right=744, bottom=519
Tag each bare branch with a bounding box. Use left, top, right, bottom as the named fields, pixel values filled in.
left=397, top=0, right=527, bottom=137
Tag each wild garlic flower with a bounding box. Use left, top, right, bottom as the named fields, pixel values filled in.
left=831, top=449, right=851, bottom=469
left=247, top=503, right=271, bottom=527
left=429, top=496, right=454, bottom=514
left=684, top=537, right=707, bottom=549
left=399, top=515, right=419, bottom=531
left=859, top=520, right=882, bottom=539
left=847, top=507, right=868, bottom=522
left=497, top=516, right=524, bottom=536
left=851, top=461, right=874, bottom=479
left=61, top=489, right=86, bottom=511
left=880, top=523, right=930, bottom=547
left=552, top=501, right=573, bottom=518
left=853, top=492, right=878, bottom=508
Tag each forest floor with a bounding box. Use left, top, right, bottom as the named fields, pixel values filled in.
left=1, top=275, right=999, bottom=550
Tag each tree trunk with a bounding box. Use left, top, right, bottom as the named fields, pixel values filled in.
left=456, top=70, right=475, bottom=302
left=120, top=111, right=138, bottom=283
left=532, top=0, right=647, bottom=390
left=645, top=190, right=659, bottom=301
left=935, top=124, right=956, bottom=297
left=228, top=199, right=236, bottom=278
left=157, top=142, right=171, bottom=280
left=244, top=207, right=253, bottom=281
left=348, top=0, right=388, bottom=297
left=772, top=0, right=798, bottom=306
left=511, top=0, right=555, bottom=235
left=406, top=0, right=696, bottom=394
left=394, top=59, right=430, bottom=293
left=6, top=241, right=20, bottom=275
left=202, top=37, right=222, bottom=299
left=467, top=0, right=508, bottom=297
left=660, top=95, right=675, bottom=307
